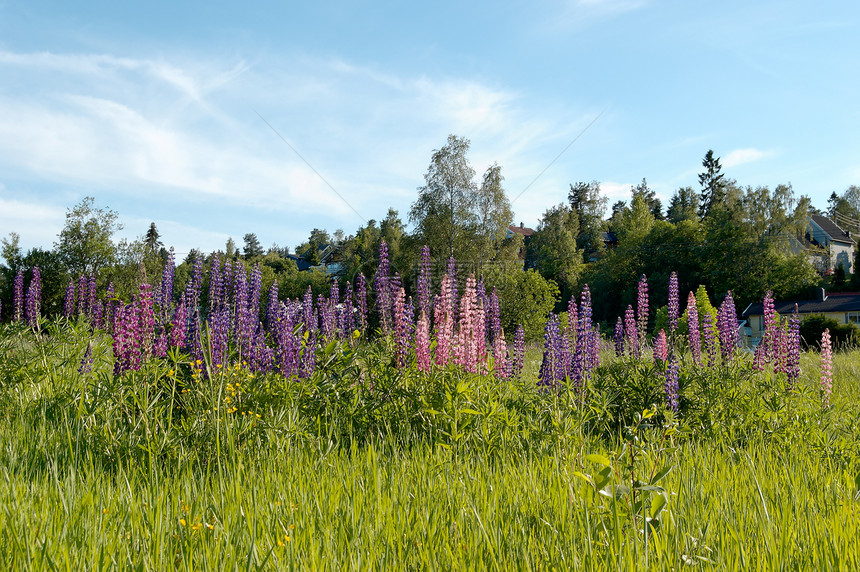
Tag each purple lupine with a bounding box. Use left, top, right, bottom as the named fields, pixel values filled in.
left=233, top=262, right=250, bottom=352
left=247, top=263, right=263, bottom=325
left=668, top=271, right=679, bottom=334
left=702, top=310, right=717, bottom=368
left=209, top=308, right=230, bottom=370
left=265, top=281, right=280, bottom=333
left=208, top=253, right=222, bottom=315
left=170, top=294, right=188, bottom=349
left=752, top=337, right=767, bottom=372
left=760, top=290, right=776, bottom=363
left=665, top=354, right=680, bottom=412
left=273, top=303, right=300, bottom=378
left=112, top=302, right=136, bottom=376
left=221, top=258, right=234, bottom=312
left=355, top=273, right=368, bottom=333
left=636, top=274, right=649, bottom=342
left=87, top=275, right=97, bottom=323
left=624, top=304, right=639, bottom=358
left=319, top=293, right=336, bottom=340
left=103, top=283, right=116, bottom=333
left=24, top=267, right=41, bottom=328
left=613, top=317, right=624, bottom=357
left=487, top=288, right=502, bottom=344
left=159, top=247, right=176, bottom=323
left=302, top=286, right=315, bottom=333
left=63, top=279, right=76, bottom=319
left=786, top=305, right=801, bottom=389
left=78, top=342, right=93, bottom=374
left=654, top=329, right=668, bottom=363
left=475, top=297, right=488, bottom=373
left=820, top=328, right=833, bottom=406
left=339, top=281, right=355, bottom=339
left=77, top=274, right=89, bottom=319
left=538, top=313, right=564, bottom=388
left=93, top=300, right=105, bottom=330
left=718, top=291, right=739, bottom=362
left=13, top=269, right=24, bottom=322
left=510, top=324, right=525, bottom=379
left=393, top=287, right=411, bottom=368
left=137, top=283, right=156, bottom=362
left=774, top=322, right=789, bottom=376
left=300, top=331, right=316, bottom=379
left=578, top=285, right=596, bottom=381
left=374, top=240, right=393, bottom=332
left=568, top=296, right=579, bottom=348
left=686, top=292, right=701, bottom=366
left=417, top=245, right=432, bottom=318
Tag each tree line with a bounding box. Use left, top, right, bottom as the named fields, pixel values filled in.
left=2, top=136, right=859, bottom=337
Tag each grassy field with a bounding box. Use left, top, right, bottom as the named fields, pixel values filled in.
left=1, top=320, right=859, bottom=570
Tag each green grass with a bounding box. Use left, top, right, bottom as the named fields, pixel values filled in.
left=0, top=321, right=858, bottom=570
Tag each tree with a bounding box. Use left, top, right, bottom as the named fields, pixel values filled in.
left=54, top=197, right=121, bottom=276
left=409, top=135, right=478, bottom=259
left=243, top=233, right=264, bottom=259
left=698, top=150, right=726, bottom=218
left=225, top=237, right=238, bottom=258
left=667, top=187, right=700, bottom=223
left=631, top=178, right=663, bottom=220
left=473, top=163, right=514, bottom=268
left=527, top=204, right=583, bottom=299
left=568, top=180, right=608, bottom=254
left=295, top=229, right=331, bottom=265
left=144, top=223, right=162, bottom=257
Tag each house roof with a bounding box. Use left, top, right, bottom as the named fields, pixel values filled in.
left=742, top=291, right=860, bottom=316
left=508, top=223, right=536, bottom=237
left=810, top=214, right=856, bottom=245
left=286, top=254, right=314, bottom=272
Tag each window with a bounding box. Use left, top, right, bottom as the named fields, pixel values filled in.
left=847, top=312, right=860, bottom=325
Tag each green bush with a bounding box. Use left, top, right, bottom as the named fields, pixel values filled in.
left=800, top=314, right=859, bottom=349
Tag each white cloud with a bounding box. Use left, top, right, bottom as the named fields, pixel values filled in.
left=722, top=148, right=771, bottom=168
left=0, top=194, right=66, bottom=249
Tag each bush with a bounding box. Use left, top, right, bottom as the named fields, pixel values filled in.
left=799, top=314, right=859, bottom=349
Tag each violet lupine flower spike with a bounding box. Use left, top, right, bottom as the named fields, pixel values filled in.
left=417, top=245, right=432, bottom=318
left=665, top=354, right=680, bottom=412
left=686, top=291, right=701, bottom=366
left=636, top=274, right=649, bottom=343
left=613, top=317, right=624, bottom=357
left=668, top=271, right=679, bottom=335
left=510, top=325, right=526, bottom=379
left=760, top=290, right=776, bottom=364
left=25, top=267, right=42, bottom=329
left=159, top=247, right=176, bottom=323
left=786, top=304, right=801, bottom=390
left=538, top=313, right=563, bottom=388
left=488, top=288, right=502, bottom=343
left=13, top=269, right=24, bottom=322
left=701, top=311, right=717, bottom=368
left=624, top=305, right=639, bottom=359
left=64, top=279, right=76, bottom=319
left=718, top=291, right=739, bottom=362
left=374, top=240, right=393, bottom=333
left=415, top=310, right=431, bottom=373
left=820, top=328, right=833, bottom=407
left=393, top=287, right=411, bottom=368
left=355, top=273, right=368, bottom=334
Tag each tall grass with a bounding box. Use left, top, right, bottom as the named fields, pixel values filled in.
left=0, top=320, right=858, bottom=569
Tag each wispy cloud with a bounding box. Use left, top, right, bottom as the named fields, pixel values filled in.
left=722, top=148, right=772, bottom=168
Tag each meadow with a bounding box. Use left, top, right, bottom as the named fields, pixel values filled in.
left=1, top=249, right=859, bottom=570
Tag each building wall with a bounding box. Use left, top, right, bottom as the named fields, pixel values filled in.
left=745, top=311, right=850, bottom=340
left=831, top=242, right=854, bottom=273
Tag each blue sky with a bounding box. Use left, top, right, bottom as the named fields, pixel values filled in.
left=1, top=0, right=859, bottom=257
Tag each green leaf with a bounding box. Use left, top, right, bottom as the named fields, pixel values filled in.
left=585, top=454, right=611, bottom=468
left=573, top=471, right=593, bottom=485
left=650, top=465, right=674, bottom=485
left=649, top=493, right=668, bottom=519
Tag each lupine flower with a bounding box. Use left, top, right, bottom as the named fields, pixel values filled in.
left=25, top=267, right=41, bottom=328
left=417, top=245, right=432, bottom=318
left=78, top=342, right=93, bottom=374
left=686, top=292, right=701, bottom=366
left=492, top=328, right=508, bottom=378
left=393, top=287, right=412, bottom=367
left=300, top=331, right=316, bottom=379
left=702, top=310, right=717, bottom=368
left=93, top=300, right=105, bottom=331
left=415, top=310, right=431, bottom=373
left=434, top=274, right=456, bottom=367
left=170, top=294, right=189, bottom=348
left=668, top=271, right=679, bottom=334
left=538, top=313, right=564, bottom=388
left=159, top=247, right=176, bottom=323
left=137, top=283, right=156, bottom=362
left=247, top=263, right=263, bottom=325
left=339, top=281, right=355, bottom=340
left=613, top=317, right=624, bottom=357
left=753, top=338, right=767, bottom=372
left=718, top=291, right=738, bottom=362
left=636, top=274, right=649, bottom=342
left=488, top=288, right=502, bottom=344
left=13, top=269, right=24, bottom=322
left=820, top=328, right=832, bottom=406
left=760, top=290, right=776, bottom=363
left=456, top=275, right=480, bottom=373
left=624, top=304, right=639, bottom=358
left=374, top=240, right=393, bottom=332
left=510, top=324, right=525, bottom=379
left=774, top=322, right=789, bottom=376
left=567, top=296, right=579, bottom=348
left=654, top=329, right=668, bottom=362
left=578, top=285, right=596, bottom=381
left=319, top=293, right=336, bottom=340
left=87, top=275, right=97, bottom=323
left=63, top=279, right=76, bottom=319
left=104, top=283, right=116, bottom=333
left=786, top=305, right=801, bottom=389
left=208, top=253, right=222, bottom=315
left=355, top=273, right=368, bottom=333
left=302, top=286, right=315, bottom=333
left=665, top=354, right=680, bottom=412
left=474, top=298, right=487, bottom=373
left=77, top=274, right=89, bottom=319
left=209, top=308, right=231, bottom=370
left=266, top=281, right=280, bottom=333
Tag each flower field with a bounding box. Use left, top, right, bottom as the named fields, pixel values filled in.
left=1, top=243, right=859, bottom=569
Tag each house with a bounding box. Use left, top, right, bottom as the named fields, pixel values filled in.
left=807, top=214, right=855, bottom=273
left=741, top=288, right=860, bottom=341
left=506, top=222, right=536, bottom=240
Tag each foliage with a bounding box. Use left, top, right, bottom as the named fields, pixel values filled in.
left=482, top=266, right=559, bottom=341
left=799, top=314, right=860, bottom=349
left=54, top=196, right=121, bottom=276
left=526, top=203, right=583, bottom=300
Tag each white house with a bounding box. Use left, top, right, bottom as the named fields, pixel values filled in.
left=807, top=214, right=855, bottom=273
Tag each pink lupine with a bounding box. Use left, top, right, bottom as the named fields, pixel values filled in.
left=636, top=274, right=649, bottom=342
left=456, top=275, right=479, bottom=373
left=624, top=304, right=639, bottom=358
left=492, top=328, right=508, bottom=378
left=820, top=328, right=832, bottom=407
left=654, top=329, right=668, bottom=362
left=415, top=310, right=431, bottom=373
left=393, top=286, right=411, bottom=368
left=434, top=273, right=456, bottom=367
